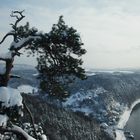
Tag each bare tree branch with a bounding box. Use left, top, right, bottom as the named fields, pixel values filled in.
left=0, top=58, right=7, bottom=61
left=0, top=33, right=14, bottom=44
left=23, top=100, right=38, bottom=139
left=0, top=11, right=25, bottom=46
left=10, top=10, right=25, bottom=29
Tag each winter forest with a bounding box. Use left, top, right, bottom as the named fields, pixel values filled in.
left=2, top=1, right=140, bottom=140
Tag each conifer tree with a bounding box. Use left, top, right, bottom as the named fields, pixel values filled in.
left=34, top=16, right=86, bottom=98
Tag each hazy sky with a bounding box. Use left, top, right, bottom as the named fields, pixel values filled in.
left=1, top=0, right=140, bottom=69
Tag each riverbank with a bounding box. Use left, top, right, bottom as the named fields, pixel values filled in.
left=116, top=99, right=140, bottom=140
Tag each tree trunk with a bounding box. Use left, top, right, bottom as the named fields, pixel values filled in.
left=0, top=59, right=14, bottom=87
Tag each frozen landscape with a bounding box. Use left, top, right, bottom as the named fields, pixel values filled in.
left=6, top=64, right=140, bottom=140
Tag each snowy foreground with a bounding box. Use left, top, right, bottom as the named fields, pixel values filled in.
left=17, top=85, right=38, bottom=94
left=0, top=87, right=47, bottom=140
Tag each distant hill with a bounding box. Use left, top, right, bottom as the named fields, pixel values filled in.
left=12, top=64, right=36, bottom=71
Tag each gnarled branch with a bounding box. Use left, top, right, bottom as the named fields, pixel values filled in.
left=23, top=100, right=38, bottom=139
left=10, top=10, right=25, bottom=29
left=0, top=32, right=14, bottom=44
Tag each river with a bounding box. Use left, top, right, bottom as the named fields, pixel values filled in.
left=124, top=104, right=140, bottom=140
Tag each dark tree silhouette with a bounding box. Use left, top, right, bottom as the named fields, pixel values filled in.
left=31, top=16, right=86, bottom=98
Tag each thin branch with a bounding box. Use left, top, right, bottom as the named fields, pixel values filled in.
left=0, top=58, right=7, bottom=61
left=10, top=10, right=25, bottom=42
left=23, top=100, right=38, bottom=139
left=10, top=10, right=25, bottom=28
left=0, top=33, right=14, bottom=44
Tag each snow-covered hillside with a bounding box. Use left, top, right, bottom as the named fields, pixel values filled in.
left=7, top=65, right=140, bottom=140
left=63, top=87, right=124, bottom=124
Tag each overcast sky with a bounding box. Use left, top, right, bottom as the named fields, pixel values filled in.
left=1, top=0, right=140, bottom=69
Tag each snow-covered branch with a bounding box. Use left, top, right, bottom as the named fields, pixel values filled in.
left=0, top=125, right=36, bottom=140
left=10, top=35, right=41, bottom=52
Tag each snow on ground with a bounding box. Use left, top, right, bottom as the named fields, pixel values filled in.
left=63, top=87, right=105, bottom=107
left=40, top=134, right=47, bottom=140
left=63, top=87, right=122, bottom=123
left=86, top=69, right=134, bottom=76
left=118, top=71, right=134, bottom=74
left=63, top=85, right=132, bottom=139
left=86, top=73, right=96, bottom=76
left=116, top=98, right=140, bottom=140
left=98, top=70, right=134, bottom=74
left=0, top=87, right=22, bottom=127
left=86, top=72, right=96, bottom=76
left=33, top=73, right=39, bottom=76
left=63, top=87, right=107, bottom=116
left=0, top=114, right=8, bottom=126
left=0, top=87, right=22, bottom=107
left=17, top=85, right=38, bottom=94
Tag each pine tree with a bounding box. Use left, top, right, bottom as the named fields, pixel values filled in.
left=34, top=16, right=86, bottom=98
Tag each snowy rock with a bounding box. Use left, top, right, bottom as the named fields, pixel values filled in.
left=17, top=85, right=38, bottom=94
left=0, top=87, right=22, bottom=107
left=100, top=123, right=108, bottom=129
left=0, top=114, right=8, bottom=126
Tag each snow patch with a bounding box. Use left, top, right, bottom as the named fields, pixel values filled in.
left=86, top=72, right=96, bottom=76
left=10, top=36, right=41, bottom=49
left=40, top=134, right=47, bottom=140
left=0, top=87, right=22, bottom=107
left=17, top=85, right=38, bottom=94
left=118, top=71, right=134, bottom=74
left=63, top=87, right=107, bottom=115
left=33, top=73, right=39, bottom=76
left=0, top=115, right=8, bottom=126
